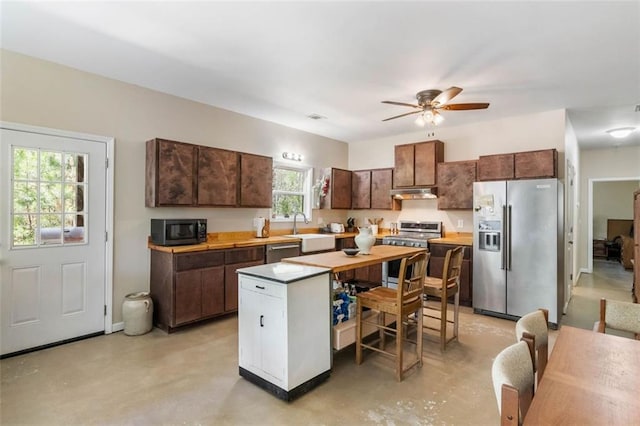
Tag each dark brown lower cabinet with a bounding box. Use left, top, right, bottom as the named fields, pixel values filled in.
left=224, top=260, right=264, bottom=312
left=336, top=237, right=382, bottom=283
left=427, top=243, right=473, bottom=307
left=150, top=246, right=264, bottom=332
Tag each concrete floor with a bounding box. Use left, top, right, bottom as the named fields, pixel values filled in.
left=1, top=260, right=633, bottom=425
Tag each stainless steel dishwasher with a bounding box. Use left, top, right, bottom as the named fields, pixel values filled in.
left=265, top=242, right=301, bottom=263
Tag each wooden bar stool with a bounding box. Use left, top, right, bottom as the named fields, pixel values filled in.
left=355, top=251, right=428, bottom=381
left=423, top=246, right=464, bottom=351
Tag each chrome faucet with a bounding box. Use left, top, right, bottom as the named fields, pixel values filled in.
left=292, top=212, right=309, bottom=235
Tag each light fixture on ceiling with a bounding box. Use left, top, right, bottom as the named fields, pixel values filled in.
left=282, top=151, right=303, bottom=161
left=606, top=127, right=636, bottom=139
left=414, top=110, right=444, bottom=127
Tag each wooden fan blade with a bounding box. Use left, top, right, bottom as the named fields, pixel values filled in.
left=431, top=86, right=463, bottom=106
left=439, top=102, right=490, bottom=110
left=382, top=110, right=423, bottom=121
left=382, top=100, right=421, bottom=108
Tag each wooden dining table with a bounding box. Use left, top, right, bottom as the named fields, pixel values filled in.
left=281, top=245, right=426, bottom=273
left=523, top=325, right=640, bottom=425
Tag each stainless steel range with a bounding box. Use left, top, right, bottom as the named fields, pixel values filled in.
left=382, top=220, right=442, bottom=287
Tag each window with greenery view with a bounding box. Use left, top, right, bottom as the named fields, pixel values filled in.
left=272, top=164, right=312, bottom=220
left=11, top=147, right=87, bottom=247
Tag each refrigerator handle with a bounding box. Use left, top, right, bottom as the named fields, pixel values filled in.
left=501, top=204, right=507, bottom=270
left=507, top=204, right=512, bottom=271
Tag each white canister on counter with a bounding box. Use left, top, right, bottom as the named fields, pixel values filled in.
left=122, top=292, right=154, bottom=336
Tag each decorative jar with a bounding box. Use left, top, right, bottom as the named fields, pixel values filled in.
left=354, top=226, right=376, bottom=254
left=122, top=292, right=154, bottom=336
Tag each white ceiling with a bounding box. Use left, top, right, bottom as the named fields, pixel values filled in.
left=2, top=1, right=639, bottom=149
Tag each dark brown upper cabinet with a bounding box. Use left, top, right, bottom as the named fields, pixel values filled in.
left=371, top=168, right=399, bottom=210
left=477, top=153, right=514, bottom=181
left=394, top=140, right=445, bottom=188
left=146, top=138, right=272, bottom=208
left=437, top=160, right=477, bottom=210
left=198, top=146, right=238, bottom=206
left=331, top=168, right=352, bottom=209
left=239, top=153, right=273, bottom=208
left=514, top=149, right=557, bottom=179
left=146, top=138, right=197, bottom=207
left=478, top=149, right=557, bottom=181
left=351, top=170, right=371, bottom=209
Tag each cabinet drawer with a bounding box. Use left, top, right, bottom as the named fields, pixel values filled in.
left=240, top=276, right=285, bottom=299
left=175, top=250, right=225, bottom=272
left=226, top=246, right=265, bottom=264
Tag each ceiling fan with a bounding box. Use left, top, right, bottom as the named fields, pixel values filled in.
left=382, top=86, right=489, bottom=126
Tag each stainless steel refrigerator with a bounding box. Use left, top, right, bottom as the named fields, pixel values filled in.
left=473, top=178, right=564, bottom=327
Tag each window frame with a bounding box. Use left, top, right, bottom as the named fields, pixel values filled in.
left=271, top=162, right=313, bottom=223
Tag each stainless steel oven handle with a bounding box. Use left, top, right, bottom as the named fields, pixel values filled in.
left=268, top=244, right=301, bottom=251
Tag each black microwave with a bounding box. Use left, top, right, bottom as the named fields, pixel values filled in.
left=151, top=219, right=207, bottom=246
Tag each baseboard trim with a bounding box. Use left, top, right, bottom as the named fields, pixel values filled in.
left=111, top=322, right=124, bottom=332
left=580, top=267, right=592, bottom=275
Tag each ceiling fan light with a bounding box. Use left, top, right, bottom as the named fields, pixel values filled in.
left=423, top=110, right=434, bottom=121
left=415, top=114, right=426, bottom=127
left=432, top=111, right=445, bottom=125
left=606, top=127, right=636, bottom=138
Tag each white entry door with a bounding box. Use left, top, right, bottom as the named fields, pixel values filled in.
left=1, top=127, right=107, bottom=356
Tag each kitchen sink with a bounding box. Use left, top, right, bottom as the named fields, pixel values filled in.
left=284, top=234, right=336, bottom=253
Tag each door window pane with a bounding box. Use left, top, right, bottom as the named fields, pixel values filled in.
left=11, top=148, right=88, bottom=248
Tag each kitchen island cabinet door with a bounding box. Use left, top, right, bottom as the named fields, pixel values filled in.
left=238, top=283, right=285, bottom=380
left=239, top=153, right=273, bottom=207
left=331, top=168, right=352, bottom=209
left=437, top=160, right=477, bottom=210
left=146, top=138, right=197, bottom=207
left=351, top=170, right=371, bottom=209
left=198, top=146, right=238, bottom=206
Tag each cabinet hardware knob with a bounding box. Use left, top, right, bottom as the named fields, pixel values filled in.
left=260, top=314, right=264, bottom=327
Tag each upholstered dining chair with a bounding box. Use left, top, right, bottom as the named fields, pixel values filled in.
left=594, top=298, right=640, bottom=339
left=422, top=246, right=464, bottom=351
left=356, top=251, right=428, bottom=381
left=515, top=308, right=549, bottom=384
left=491, top=335, right=536, bottom=426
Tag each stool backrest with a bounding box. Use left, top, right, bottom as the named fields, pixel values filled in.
left=443, top=246, right=464, bottom=290
left=398, top=252, right=429, bottom=307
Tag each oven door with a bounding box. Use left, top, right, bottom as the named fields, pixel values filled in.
left=382, top=258, right=412, bottom=290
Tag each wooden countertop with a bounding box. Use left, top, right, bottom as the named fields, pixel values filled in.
left=429, top=233, right=473, bottom=247
left=148, top=229, right=389, bottom=253
left=281, top=245, right=426, bottom=273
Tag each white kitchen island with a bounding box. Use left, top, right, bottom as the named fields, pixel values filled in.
left=237, top=262, right=332, bottom=401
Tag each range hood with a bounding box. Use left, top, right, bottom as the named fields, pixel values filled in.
left=390, top=188, right=438, bottom=200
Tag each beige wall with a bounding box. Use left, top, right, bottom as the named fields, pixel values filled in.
left=593, top=180, right=638, bottom=240
left=347, top=109, right=567, bottom=235
left=579, top=146, right=640, bottom=272
left=1, top=50, right=349, bottom=323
